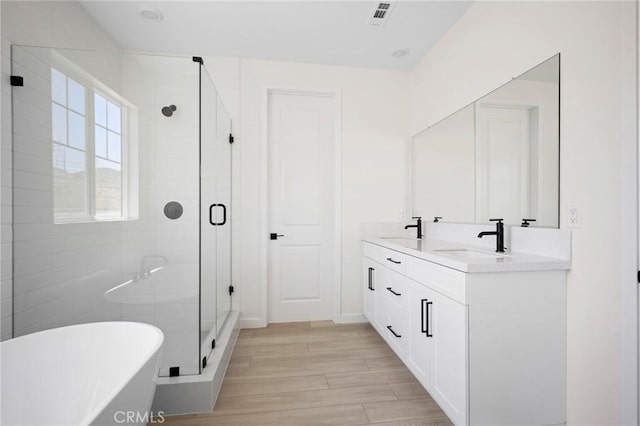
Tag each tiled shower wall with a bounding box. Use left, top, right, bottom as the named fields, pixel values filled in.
left=0, top=1, right=123, bottom=340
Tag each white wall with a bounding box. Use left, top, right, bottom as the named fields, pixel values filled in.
left=408, top=1, right=637, bottom=424
left=238, top=58, right=408, bottom=326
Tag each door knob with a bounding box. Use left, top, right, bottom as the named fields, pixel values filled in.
left=270, top=233, right=285, bottom=240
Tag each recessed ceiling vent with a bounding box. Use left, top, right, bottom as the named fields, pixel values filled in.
left=369, top=2, right=394, bottom=27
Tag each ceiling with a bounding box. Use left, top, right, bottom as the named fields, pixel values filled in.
left=80, top=1, right=473, bottom=71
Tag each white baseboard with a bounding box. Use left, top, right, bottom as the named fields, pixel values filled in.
left=238, top=317, right=268, bottom=329
left=338, top=313, right=368, bottom=323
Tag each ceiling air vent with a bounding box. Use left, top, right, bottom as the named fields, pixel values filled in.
left=369, top=2, right=394, bottom=27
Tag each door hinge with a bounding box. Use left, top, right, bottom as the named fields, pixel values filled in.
left=229, top=133, right=234, bottom=144
left=202, top=357, right=207, bottom=369
left=229, top=285, right=234, bottom=295
left=637, top=271, right=639, bottom=283
left=10, top=76, right=23, bottom=87
left=212, top=339, right=216, bottom=349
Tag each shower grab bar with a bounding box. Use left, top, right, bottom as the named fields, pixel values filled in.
left=209, top=204, right=227, bottom=226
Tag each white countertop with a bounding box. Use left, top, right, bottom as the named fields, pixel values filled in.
left=364, top=237, right=571, bottom=273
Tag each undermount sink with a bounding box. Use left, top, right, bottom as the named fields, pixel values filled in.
left=434, top=248, right=505, bottom=260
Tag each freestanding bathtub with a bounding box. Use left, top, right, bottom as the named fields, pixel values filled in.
left=1, top=322, right=164, bottom=426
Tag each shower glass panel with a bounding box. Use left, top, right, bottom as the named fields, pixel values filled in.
left=10, top=46, right=232, bottom=378
left=200, top=65, right=233, bottom=364
left=200, top=61, right=218, bottom=360
left=122, top=52, right=202, bottom=376
left=215, top=94, right=232, bottom=335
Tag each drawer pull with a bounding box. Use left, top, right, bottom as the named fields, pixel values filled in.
left=386, top=287, right=401, bottom=296
left=386, top=257, right=401, bottom=265
left=386, top=325, right=402, bottom=338
left=368, top=267, right=375, bottom=291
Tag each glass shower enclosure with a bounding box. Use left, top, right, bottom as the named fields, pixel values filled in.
left=10, top=45, right=232, bottom=376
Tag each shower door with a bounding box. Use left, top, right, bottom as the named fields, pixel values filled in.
left=199, top=63, right=233, bottom=367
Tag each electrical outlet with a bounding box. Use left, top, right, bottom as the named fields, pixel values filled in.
left=568, top=205, right=581, bottom=228
left=400, top=210, right=407, bottom=220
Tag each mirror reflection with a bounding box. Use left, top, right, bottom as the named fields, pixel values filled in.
left=411, top=54, right=560, bottom=227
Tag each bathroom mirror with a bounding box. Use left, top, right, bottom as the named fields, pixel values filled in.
left=411, top=54, right=560, bottom=227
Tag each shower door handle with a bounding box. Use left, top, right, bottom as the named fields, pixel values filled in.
left=209, top=204, right=226, bottom=226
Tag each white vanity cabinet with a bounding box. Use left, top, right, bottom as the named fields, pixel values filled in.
left=362, top=240, right=567, bottom=426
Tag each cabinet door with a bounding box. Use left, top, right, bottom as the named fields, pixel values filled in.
left=430, top=290, right=467, bottom=426
left=373, top=266, right=389, bottom=332
left=408, top=281, right=433, bottom=391
left=363, top=258, right=377, bottom=323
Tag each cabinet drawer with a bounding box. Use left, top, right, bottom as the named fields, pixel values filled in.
left=382, top=274, right=410, bottom=314
left=406, top=256, right=466, bottom=304
left=385, top=305, right=408, bottom=357
left=363, top=242, right=407, bottom=275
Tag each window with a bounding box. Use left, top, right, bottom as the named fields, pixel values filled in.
left=51, top=63, right=131, bottom=222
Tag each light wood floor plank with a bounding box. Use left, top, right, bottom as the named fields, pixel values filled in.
left=218, top=374, right=329, bottom=398
left=363, top=398, right=447, bottom=423
left=389, top=382, right=431, bottom=400
left=231, top=342, right=308, bottom=357
left=307, top=335, right=386, bottom=352
left=326, top=369, right=417, bottom=388
left=366, top=356, right=406, bottom=370
left=166, top=404, right=370, bottom=426
left=225, top=359, right=370, bottom=379
left=249, top=346, right=394, bottom=367
left=212, top=384, right=397, bottom=416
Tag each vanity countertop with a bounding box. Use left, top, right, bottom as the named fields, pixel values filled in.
left=364, top=237, right=571, bottom=273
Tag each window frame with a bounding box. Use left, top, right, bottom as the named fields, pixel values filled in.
left=51, top=52, right=133, bottom=224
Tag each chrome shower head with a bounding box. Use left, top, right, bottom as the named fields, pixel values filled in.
left=161, top=105, right=177, bottom=117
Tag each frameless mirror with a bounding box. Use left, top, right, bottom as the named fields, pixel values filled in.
left=411, top=54, right=560, bottom=227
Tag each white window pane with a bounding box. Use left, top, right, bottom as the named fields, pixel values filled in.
left=68, top=111, right=85, bottom=150
left=95, top=157, right=122, bottom=216
left=95, top=125, right=107, bottom=158
left=107, top=131, right=121, bottom=162
left=95, top=93, right=107, bottom=127
left=52, top=103, right=67, bottom=144
left=51, top=69, right=66, bottom=105
left=67, top=78, right=85, bottom=114
left=107, top=102, right=121, bottom=133
left=53, top=145, right=87, bottom=215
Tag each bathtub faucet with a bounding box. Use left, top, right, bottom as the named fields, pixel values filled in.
left=140, top=255, right=168, bottom=278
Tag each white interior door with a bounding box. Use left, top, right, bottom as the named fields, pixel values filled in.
left=476, top=104, right=534, bottom=224
left=267, top=91, right=335, bottom=322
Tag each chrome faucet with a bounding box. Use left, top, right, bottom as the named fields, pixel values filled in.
left=404, top=216, right=423, bottom=239
left=140, top=255, right=168, bottom=277
left=477, top=218, right=506, bottom=252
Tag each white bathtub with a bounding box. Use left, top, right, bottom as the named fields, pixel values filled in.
left=1, top=322, right=164, bottom=426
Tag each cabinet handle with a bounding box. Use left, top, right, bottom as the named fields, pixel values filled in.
left=386, top=325, right=402, bottom=338
left=368, top=267, right=375, bottom=291
left=421, top=299, right=428, bottom=334
left=425, top=300, right=433, bottom=338
left=386, top=287, right=401, bottom=296
left=386, top=257, right=401, bottom=265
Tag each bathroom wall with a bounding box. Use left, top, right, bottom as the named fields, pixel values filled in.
left=408, top=1, right=637, bottom=424
left=0, top=1, right=122, bottom=340
left=238, top=58, right=409, bottom=326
